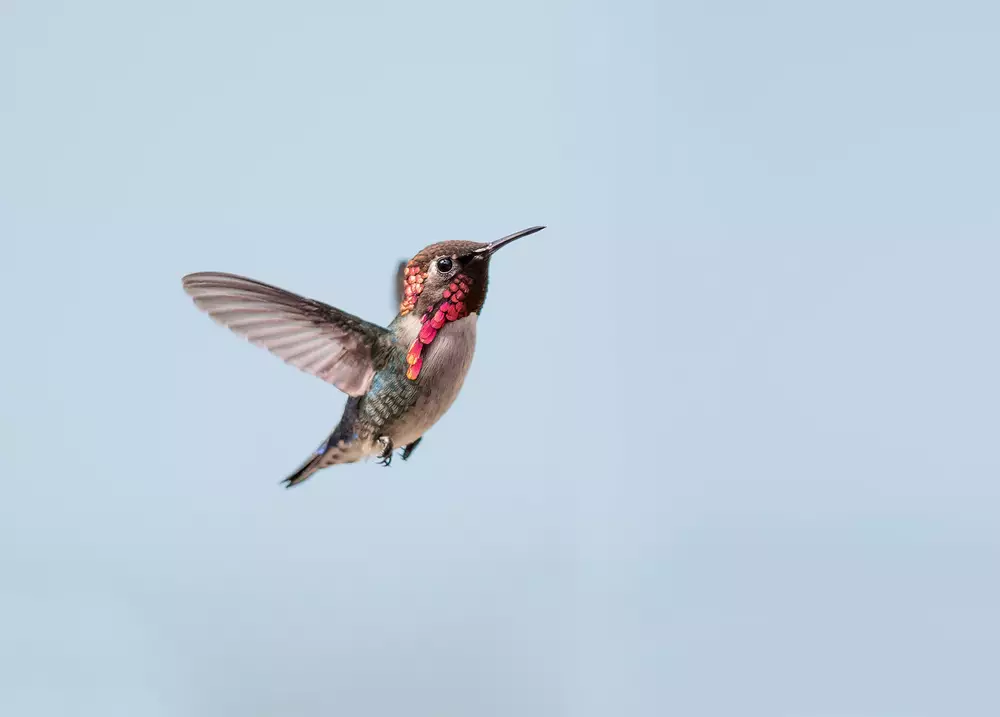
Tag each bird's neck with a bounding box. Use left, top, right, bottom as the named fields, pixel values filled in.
left=391, top=286, right=476, bottom=380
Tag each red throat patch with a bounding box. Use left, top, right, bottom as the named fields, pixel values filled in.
left=405, top=274, right=472, bottom=380
left=399, top=263, right=428, bottom=316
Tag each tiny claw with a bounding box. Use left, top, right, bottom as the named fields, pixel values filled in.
left=376, top=436, right=394, bottom=466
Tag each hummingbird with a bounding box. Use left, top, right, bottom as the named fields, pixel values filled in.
left=182, top=225, right=545, bottom=487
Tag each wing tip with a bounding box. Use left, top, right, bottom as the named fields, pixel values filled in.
left=181, top=272, right=225, bottom=296
left=182, top=271, right=239, bottom=286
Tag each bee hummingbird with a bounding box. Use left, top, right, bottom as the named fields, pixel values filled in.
left=182, top=225, right=545, bottom=487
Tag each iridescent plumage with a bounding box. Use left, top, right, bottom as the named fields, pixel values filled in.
left=182, top=226, right=544, bottom=487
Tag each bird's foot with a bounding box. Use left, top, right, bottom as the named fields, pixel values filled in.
left=376, top=436, right=394, bottom=467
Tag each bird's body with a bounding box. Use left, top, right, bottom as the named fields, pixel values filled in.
left=182, top=226, right=543, bottom=487
left=286, top=311, right=478, bottom=483
left=380, top=310, right=479, bottom=448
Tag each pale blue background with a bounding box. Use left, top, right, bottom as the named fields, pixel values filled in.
left=3, top=1, right=999, bottom=715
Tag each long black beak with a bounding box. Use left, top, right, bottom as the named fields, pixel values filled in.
left=476, top=226, right=546, bottom=257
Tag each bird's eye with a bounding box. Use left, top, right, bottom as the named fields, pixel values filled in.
left=436, top=257, right=454, bottom=273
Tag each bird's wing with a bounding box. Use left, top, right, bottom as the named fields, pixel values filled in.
left=182, top=272, right=388, bottom=396
left=393, top=259, right=408, bottom=311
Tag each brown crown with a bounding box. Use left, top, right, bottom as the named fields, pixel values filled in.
left=398, top=240, right=488, bottom=316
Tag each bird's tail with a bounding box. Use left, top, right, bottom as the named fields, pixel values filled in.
left=281, top=437, right=362, bottom=487
left=281, top=397, right=364, bottom=488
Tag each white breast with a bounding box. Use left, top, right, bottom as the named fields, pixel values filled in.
left=392, top=313, right=478, bottom=446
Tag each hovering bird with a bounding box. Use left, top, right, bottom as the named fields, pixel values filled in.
left=182, top=226, right=545, bottom=487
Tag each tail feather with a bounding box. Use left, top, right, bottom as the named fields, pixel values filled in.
left=282, top=456, right=322, bottom=488
left=281, top=396, right=364, bottom=488
left=281, top=439, right=360, bottom=487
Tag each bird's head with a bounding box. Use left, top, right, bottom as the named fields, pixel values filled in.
left=397, top=226, right=545, bottom=321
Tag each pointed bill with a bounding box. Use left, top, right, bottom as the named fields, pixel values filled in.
left=475, top=226, right=546, bottom=257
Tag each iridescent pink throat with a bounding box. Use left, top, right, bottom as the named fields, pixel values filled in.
left=405, top=274, right=472, bottom=380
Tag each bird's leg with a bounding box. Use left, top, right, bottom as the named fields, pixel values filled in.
left=376, top=436, right=394, bottom=466
left=401, top=437, right=423, bottom=461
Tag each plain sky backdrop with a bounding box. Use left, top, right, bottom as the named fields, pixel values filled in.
left=3, top=1, right=999, bottom=715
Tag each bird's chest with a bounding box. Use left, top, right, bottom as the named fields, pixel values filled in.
left=391, top=313, right=478, bottom=443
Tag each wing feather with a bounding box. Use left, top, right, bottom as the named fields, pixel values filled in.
left=182, top=272, right=387, bottom=396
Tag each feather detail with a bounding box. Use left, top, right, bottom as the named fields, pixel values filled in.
left=406, top=356, right=423, bottom=380
left=419, top=322, right=438, bottom=344
left=182, top=272, right=387, bottom=396
left=406, top=340, right=423, bottom=365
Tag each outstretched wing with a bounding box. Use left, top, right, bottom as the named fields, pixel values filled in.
left=394, top=259, right=408, bottom=311
left=182, top=272, right=387, bottom=396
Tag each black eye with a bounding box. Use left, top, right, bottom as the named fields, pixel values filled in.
left=436, top=257, right=453, bottom=273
